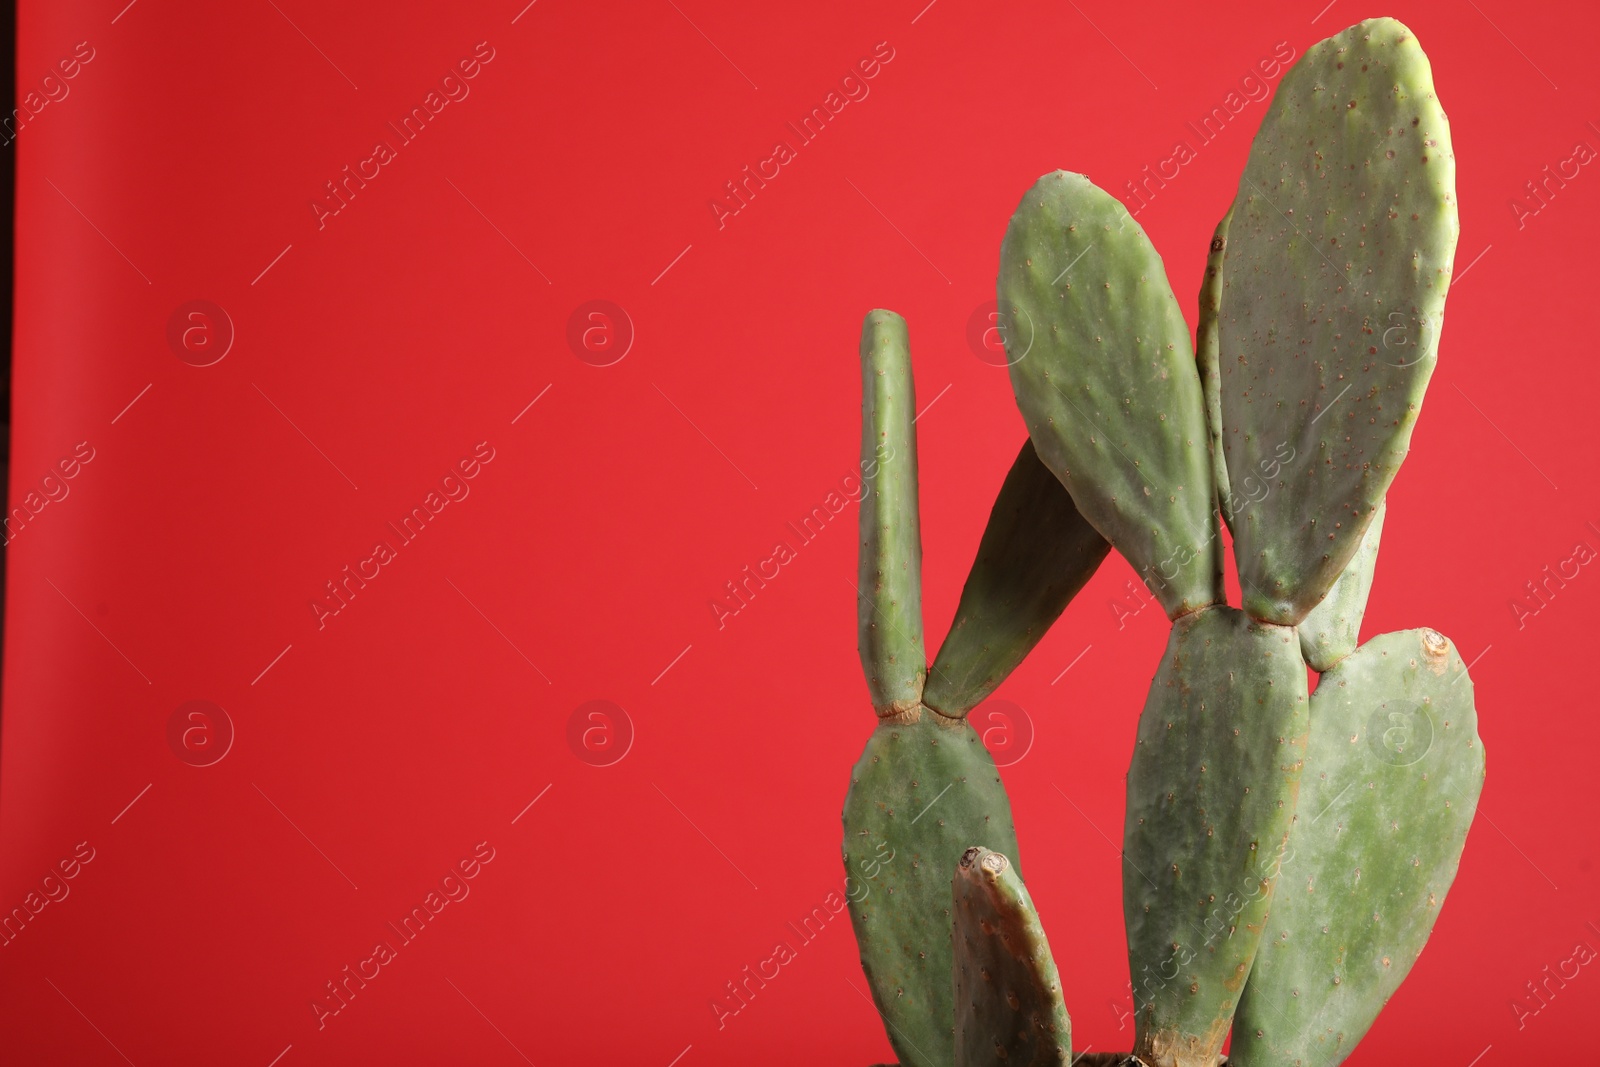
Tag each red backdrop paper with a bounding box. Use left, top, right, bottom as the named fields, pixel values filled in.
left=4, top=1, right=1598, bottom=1063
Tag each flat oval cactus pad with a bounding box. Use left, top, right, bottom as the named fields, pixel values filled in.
left=1232, top=628, right=1485, bottom=1066
left=844, top=715, right=1023, bottom=1067
left=924, top=439, right=1110, bottom=716
left=953, top=847, right=1071, bottom=1067
left=1217, top=18, right=1458, bottom=624
left=1002, top=171, right=1222, bottom=618
left=1123, top=606, right=1309, bottom=1067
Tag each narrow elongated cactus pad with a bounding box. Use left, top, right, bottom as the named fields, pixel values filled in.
left=1218, top=18, right=1458, bottom=625
left=1123, top=607, right=1308, bottom=1067
left=1196, top=208, right=1233, bottom=531
left=1299, top=501, right=1387, bottom=671
left=924, top=439, right=1111, bottom=716
left=859, top=309, right=927, bottom=711
left=844, top=717, right=1022, bottom=1067
left=952, top=847, right=1071, bottom=1067
left=1002, top=171, right=1222, bottom=618
left=1231, top=628, right=1484, bottom=1066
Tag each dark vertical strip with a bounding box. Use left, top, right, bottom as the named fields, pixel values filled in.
left=0, top=0, right=18, bottom=700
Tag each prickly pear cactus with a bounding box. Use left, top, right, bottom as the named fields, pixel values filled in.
left=1299, top=501, right=1386, bottom=671
left=1002, top=171, right=1223, bottom=617
left=843, top=18, right=1481, bottom=1067
left=858, top=310, right=927, bottom=713
left=844, top=309, right=1024, bottom=1067
left=1195, top=208, right=1233, bottom=531
left=924, top=440, right=1110, bottom=716
left=1216, top=17, right=1458, bottom=625
left=952, top=847, right=1071, bottom=1067
left=1231, top=628, right=1485, bottom=1065
left=1123, top=607, right=1308, bottom=1067
left=846, top=718, right=1022, bottom=1067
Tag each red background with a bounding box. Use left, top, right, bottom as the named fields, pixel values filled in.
left=4, top=1, right=1597, bottom=1063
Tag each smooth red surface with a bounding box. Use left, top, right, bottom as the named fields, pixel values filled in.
left=4, top=1, right=1597, bottom=1063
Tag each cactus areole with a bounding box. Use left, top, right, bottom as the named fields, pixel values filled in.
left=843, top=17, right=1482, bottom=1067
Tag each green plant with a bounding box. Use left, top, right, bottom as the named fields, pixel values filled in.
left=953, top=847, right=1072, bottom=1066
left=843, top=312, right=1104, bottom=1067
left=843, top=18, right=1484, bottom=1067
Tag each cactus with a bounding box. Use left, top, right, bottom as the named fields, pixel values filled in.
left=844, top=716, right=1021, bottom=1067
left=1299, top=501, right=1386, bottom=671
left=1215, top=17, right=1458, bottom=625
left=924, top=440, right=1111, bottom=716
left=857, top=310, right=927, bottom=714
left=1231, top=629, right=1485, bottom=1064
left=1003, top=172, right=1308, bottom=1065
left=1195, top=208, right=1233, bottom=531
left=845, top=310, right=1015, bottom=1067
left=952, top=848, right=1071, bottom=1067
left=843, top=18, right=1480, bottom=1067
left=845, top=313, right=1106, bottom=1067
left=1122, top=607, right=1308, bottom=1066
left=1002, top=171, right=1223, bottom=618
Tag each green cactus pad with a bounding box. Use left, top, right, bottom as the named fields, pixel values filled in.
left=1299, top=501, right=1387, bottom=671
left=924, top=440, right=1111, bottom=716
left=1123, top=606, right=1308, bottom=1067
left=1231, top=628, right=1485, bottom=1066
left=1196, top=208, right=1233, bottom=531
left=952, top=847, right=1071, bottom=1067
left=1217, top=18, right=1458, bottom=625
left=1001, top=171, right=1223, bottom=618
left=859, top=309, right=927, bottom=711
left=844, top=715, right=1023, bottom=1067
